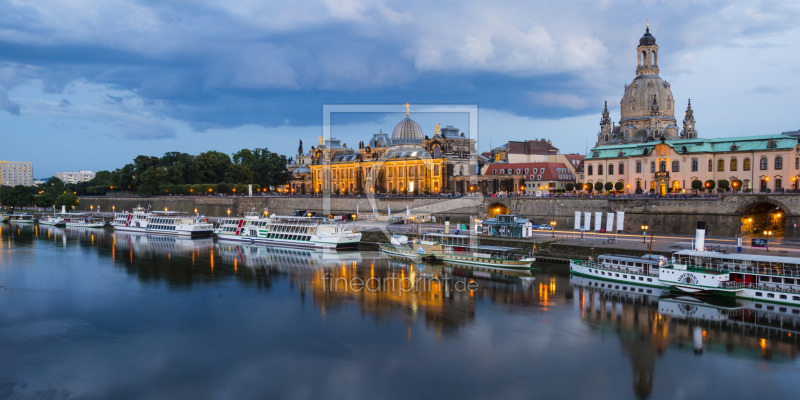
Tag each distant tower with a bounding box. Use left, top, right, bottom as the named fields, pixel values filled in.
left=683, top=99, right=696, bottom=139
left=637, top=23, right=659, bottom=77
left=599, top=101, right=612, bottom=144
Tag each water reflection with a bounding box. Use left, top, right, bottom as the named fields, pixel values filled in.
left=3, top=224, right=800, bottom=399
left=571, top=275, right=800, bottom=399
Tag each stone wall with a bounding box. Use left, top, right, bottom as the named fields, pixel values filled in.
left=79, top=193, right=800, bottom=237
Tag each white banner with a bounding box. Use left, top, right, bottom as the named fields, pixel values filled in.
left=574, top=211, right=581, bottom=230
left=594, top=212, right=603, bottom=231
left=583, top=212, right=591, bottom=231
left=616, top=211, right=625, bottom=233
left=606, top=212, right=614, bottom=233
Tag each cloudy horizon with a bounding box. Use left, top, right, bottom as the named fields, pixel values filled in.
left=1, top=0, right=799, bottom=177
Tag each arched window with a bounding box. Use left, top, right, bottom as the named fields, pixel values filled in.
left=730, top=158, right=737, bottom=171
left=775, top=156, right=783, bottom=170
left=708, top=159, right=713, bottom=172
left=659, top=161, right=666, bottom=172
left=743, top=158, right=751, bottom=171
left=691, top=159, right=698, bottom=172
left=672, top=161, right=680, bottom=172
left=796, top=157, right=799, bottom=169
left=608, top=164, right=614, bottom=175
left=760, top=157, right=768, bottom=170
left=717, top=159, right=724, bottom=172
left=598, top=165, right=603, bottom=175
left=619, top=162, right=624, bottom=174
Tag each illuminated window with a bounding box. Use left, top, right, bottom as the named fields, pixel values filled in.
left=744, top=158, right=751, bottom=171
left=717, top=159, right=724, bottom=172
left=730, top=158, right=737, bottom=171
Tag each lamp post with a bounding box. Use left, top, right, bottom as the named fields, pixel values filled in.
left=641, top=224, right=649, bottom=243
left=550, top=220, right=557, bottom=238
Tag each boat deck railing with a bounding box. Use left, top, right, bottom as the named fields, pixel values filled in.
left=678, top=264, right=800, bottom=278
left=573, top=260, right=660, bottom=277
left=720, top=281, right=800, bottom=294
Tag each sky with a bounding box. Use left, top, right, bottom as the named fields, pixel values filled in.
left=1, top=0, right=799, bottom=177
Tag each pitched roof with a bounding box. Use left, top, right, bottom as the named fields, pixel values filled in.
left=484, top=162, right=575, bottom=181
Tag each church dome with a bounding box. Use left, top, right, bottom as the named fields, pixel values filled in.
left=392, top=116, right=424, bottom=144
left=620, top=75, right=675, bottom=123
left=639, top=27, right=656, bottom=46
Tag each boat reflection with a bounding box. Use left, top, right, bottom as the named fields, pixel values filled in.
left=571, top=274, right=800, bottom=400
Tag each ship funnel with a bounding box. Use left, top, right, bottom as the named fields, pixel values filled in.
left=61, top=205, right=66, bottom=213
left=695, top=221, right=706, bottom=251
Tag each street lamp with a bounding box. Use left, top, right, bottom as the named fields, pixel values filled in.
left=641, top=224, right=649, bottom=243
left=227, top=208, right=231, bottom=216
left=550, top=220, right=557, bottom=237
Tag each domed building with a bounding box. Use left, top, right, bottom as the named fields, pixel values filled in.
left=582, top=25, right=800, bottom=198
left=392, top=116, right=425, bottom=144
left=596, top=25, right=695, bottom=147
left=290, top=108, right=476, bottom=195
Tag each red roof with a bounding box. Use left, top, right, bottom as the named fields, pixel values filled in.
left=564, top=154, right=585, bottom=172
left=484, top=162, right=575, bottom=181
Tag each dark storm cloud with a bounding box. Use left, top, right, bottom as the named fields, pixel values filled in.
left=0, top=0, right=799, bottom=138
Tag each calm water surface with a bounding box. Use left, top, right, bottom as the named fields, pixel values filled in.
left=1, top=224, right=799, bottom=400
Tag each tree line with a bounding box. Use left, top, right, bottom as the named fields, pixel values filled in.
left=0, top=148, right=290, bottom=208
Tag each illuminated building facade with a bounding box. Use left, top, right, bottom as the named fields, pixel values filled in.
left=293, top=112, right=476, bottom=195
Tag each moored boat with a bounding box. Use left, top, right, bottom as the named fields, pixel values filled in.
left=39, top=214, right=66, bottom=227
left=9, top=213, right=35, bottom=223
left=570, top=254, right=670, bottom=288
left=111, top=206, right=213, bottom=237
left=659, top=250, right=800, bottom=306
left=215, top=214, right=361, bottom=250
left=426, top=233, right=535, bottom=270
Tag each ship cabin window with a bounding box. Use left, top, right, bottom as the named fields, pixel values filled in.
left=756, top=303, right=763, bottom=308
left=767, top=305, right=774, bottom=310
left=780, top=295, right=787, bottom=300
left=756, top=292, right=763, bottom=297
left=767, top=293, right=775, bottom=298
left=772, top=277, right=782, bottom=283
left=623, top=275, right=627, bottom=279
left=780, top=307, right=787, bottom=312
left=638, top=277, right=644, bottom=281
left=647, top=278, right=652, bottom=282
left=794, top=296, right=800, bottom=301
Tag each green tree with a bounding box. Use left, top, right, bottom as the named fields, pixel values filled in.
left=594, top=182, right=603, bottom=191
left=565, top=183, right=575, bottom=191
left=55, top=193, right=78, bottom=208
left=718, top=179, right=730, bottom=191
left=224, top=164, right=255, bottom=183
left=574, top=182, right=583, bottom=191
left=232, top=148, right=289, bottom=188
left=691, top=179, right=703, bottom=193
left=1, top=185, right=34, bottom=207
left=704, top=180, right=716, bottom=191
left=604, top=182, right=613, bottom=192
left=732, top=179, right=743, bottom=192
left=614, top=181, right=624, bottom=191
left=196, top=151, right=231, bottom=183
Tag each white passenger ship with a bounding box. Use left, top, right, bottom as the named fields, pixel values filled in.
left=215, top=213, right=361, bottom=250
left=111, top=206, right=213, bottom=237
left=659, top=250, right=800, bottom=306
left=570, top=254, right=670, bottom=288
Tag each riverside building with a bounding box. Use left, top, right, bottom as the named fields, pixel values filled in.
left=582, top=25, right=800, bottom=195
left=290, top=109, right=476, bottom=195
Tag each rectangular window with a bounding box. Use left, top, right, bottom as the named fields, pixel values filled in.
left=636, top=161, right=642, bottom=173
left=608, top=164, right=614, bottom=175
left=717, top=159, right=724, bottom=172
left=619, top=163, right=624, bottom=174
left=708, top=159, right=713, bottom=172
left=691, top=159, right=698, bottom=172
left=650, top=162, right=655, bottom=173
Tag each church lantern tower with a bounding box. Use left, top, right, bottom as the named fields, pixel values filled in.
left=682, top=99, right=696, bottom=139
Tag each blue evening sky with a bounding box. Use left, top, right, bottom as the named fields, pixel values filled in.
left=1, top=0, right=799, bottom=177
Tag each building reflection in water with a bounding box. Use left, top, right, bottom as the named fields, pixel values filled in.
left=571, top=275, right=800, bottom=400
